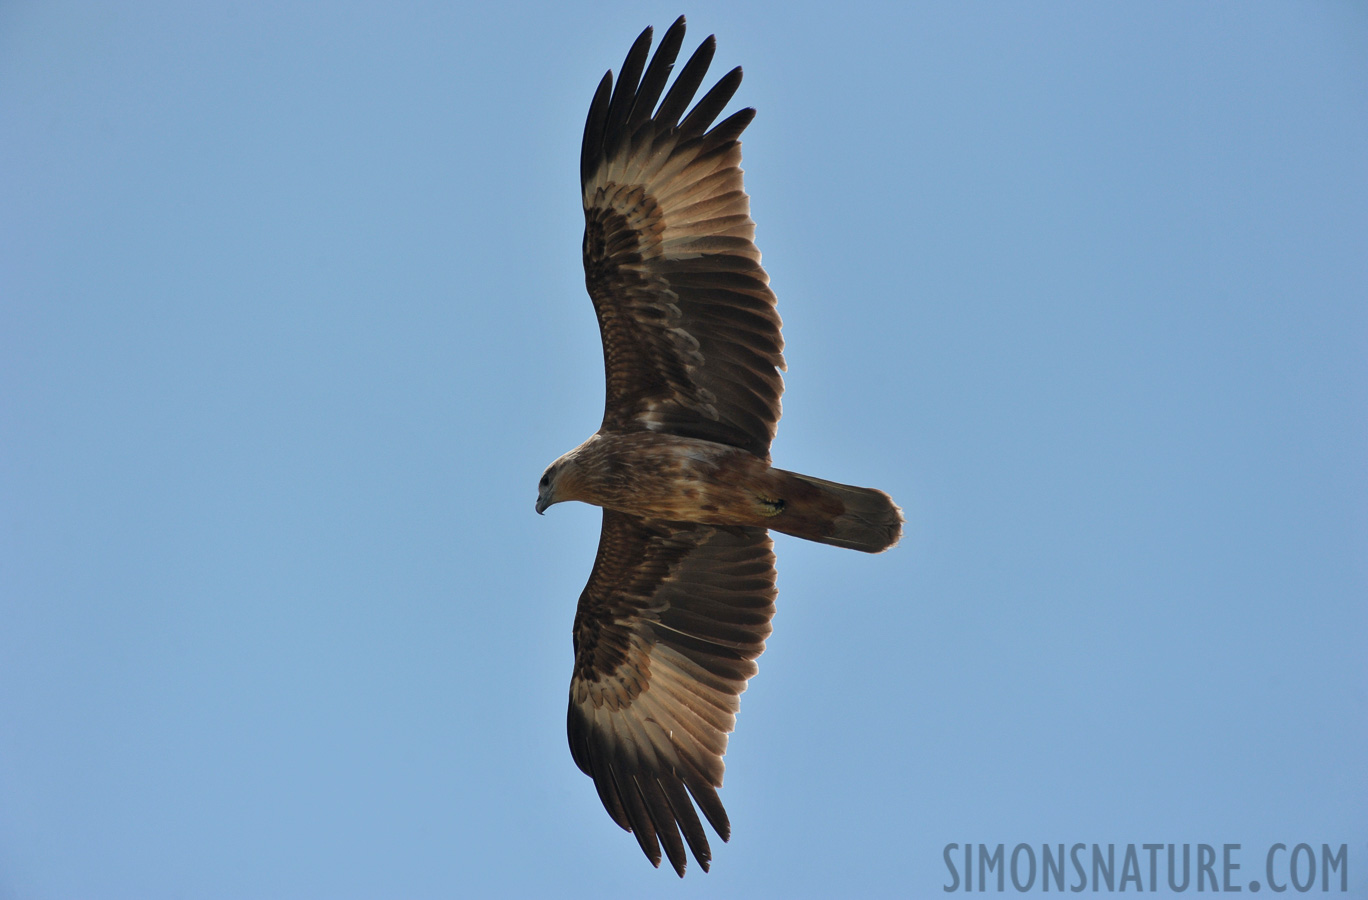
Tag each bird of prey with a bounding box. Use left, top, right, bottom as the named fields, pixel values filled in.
left=537, top=16, right=902, bottom=876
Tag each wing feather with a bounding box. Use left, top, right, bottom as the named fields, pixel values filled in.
left=602, top=28, right=652, bottom=162
left=655, top=29, right=716, bottom=130
left=580, top=73, right=613, bottom=188
left=582, top=18, right=784, bottom=459
left=568, top=510, right=776, bottom=876
left=628, top=18, right=686, bottom=132
left=676, top=67, right=744, bottom=141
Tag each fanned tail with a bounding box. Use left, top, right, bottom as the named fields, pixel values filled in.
left=767, top=470, right=903, bottom=553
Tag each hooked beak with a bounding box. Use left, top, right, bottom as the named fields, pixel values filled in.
left=535, top=495, right=548, bottom=515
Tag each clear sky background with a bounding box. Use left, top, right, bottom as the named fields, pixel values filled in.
left=2, top=2, right=1365, bottom=898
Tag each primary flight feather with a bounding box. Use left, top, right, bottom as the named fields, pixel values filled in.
left=538, top=16, right=902, bottom=876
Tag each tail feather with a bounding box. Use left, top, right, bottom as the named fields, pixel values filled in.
left=768, top=470, right=903, bottom=553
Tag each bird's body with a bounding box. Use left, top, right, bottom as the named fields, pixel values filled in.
left=538, top=17, right=902, bottom=876
left=544, top=430, right=901, bottom=551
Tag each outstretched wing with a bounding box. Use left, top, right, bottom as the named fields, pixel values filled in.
left=568, top=509, right=776, bottom=876
left=582, top=17, right=785, bottom=460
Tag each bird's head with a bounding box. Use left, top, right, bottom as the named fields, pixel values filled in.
left=537, top=437, right=598, bottom=515
left=535, top=462, right=560, bottom=515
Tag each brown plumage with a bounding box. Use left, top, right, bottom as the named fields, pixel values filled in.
left=538, top=16, right=902, bottom=876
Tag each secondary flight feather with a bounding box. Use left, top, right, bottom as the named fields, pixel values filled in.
left=537, top=16, right=902, bottom=876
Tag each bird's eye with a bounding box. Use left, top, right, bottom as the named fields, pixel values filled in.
left=540, top=472, right=551, bottom=487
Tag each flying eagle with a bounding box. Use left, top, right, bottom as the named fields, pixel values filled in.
left=537, top=17, right=902, bottom=876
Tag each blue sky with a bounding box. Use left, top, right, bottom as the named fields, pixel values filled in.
left=2, top=2, right=1365, bottom=897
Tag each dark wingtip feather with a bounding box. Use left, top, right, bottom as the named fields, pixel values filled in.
left=678, top=65, right=744, bottom=140
left=686, top=780, right=731, bottom=843
left=701, top=107, right=756, bottom=150
left=638, top=774, right=688, bottom=877
left=618, top=772, right=663, bottom=868
left=603, top=26, right=654, bottom=159
left=580, top=71, right=613, bottom=187
left=628, top=17, right=688, bottom=133
left=662, top=774, right=712, bottom=872
left=654, top=34, right=717, bottom=129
